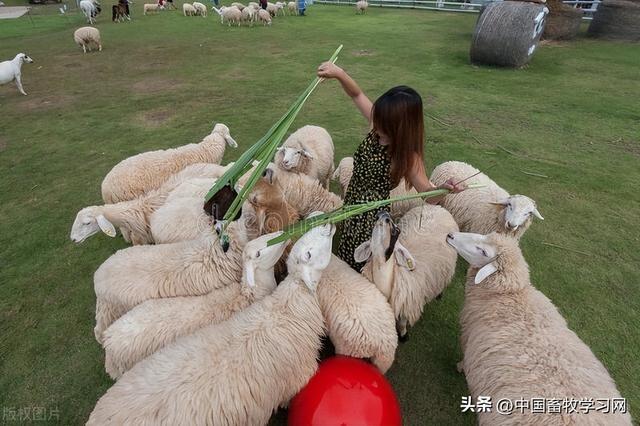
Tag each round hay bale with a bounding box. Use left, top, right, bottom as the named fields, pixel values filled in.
left=587, top=0, right=640, bottom=41
left=470, top=1, right=550, bottom=68
left=542, top=0, right=583, bottom=40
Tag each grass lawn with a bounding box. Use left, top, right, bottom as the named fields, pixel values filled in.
left=1, top=2, right=639, bottom=424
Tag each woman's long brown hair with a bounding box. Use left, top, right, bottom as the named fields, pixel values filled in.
left=372, top=86, right=424, bottom=188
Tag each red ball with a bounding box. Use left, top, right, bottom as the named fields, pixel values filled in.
left=288, top=355, right=402, bottom=426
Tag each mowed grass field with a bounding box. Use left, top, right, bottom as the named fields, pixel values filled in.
left=1, top=2, right=639, bottom=424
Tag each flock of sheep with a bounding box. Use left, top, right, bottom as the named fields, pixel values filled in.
left=69, top=120, right=632, bottom=424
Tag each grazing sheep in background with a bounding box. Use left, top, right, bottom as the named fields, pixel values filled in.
left=275, top=125, right=335, bottom=188
left=257, top=7, right=272, bottom=24
left=143, top=2, right=163, bottom=14
left=213, top=5, right=242, bottom=25
left=332, top=156, right=421, bottom=219
left=266, top=1, right=277, bottom=15
left=73, top=27, right=102, bottom=54
left=287, top=0, right=296, bottom=14
left=100, top=123, right=237, bottom=204
left=183, top=3, right=197, bottom=16
left=356, top=0, right=368, bottom=13
left=87, top=224, right=334, bottom=426
left=318, top=255, right=398, bottom=373
left=357, top=206, right=458, bottom=339
left=192, top=1, right=207, bottom=15
left=273, top=167, right=343, bottom=217
left=447, top=231, right=632, bottom=426
left=431, top=161, right=543, bottom=239
left=274, top=1, right=286, bottom=15
left=80, top=0, right=101, bottom=23
left=102, top=231, right=288, bottom=379
left=241, top=5, right=256, bottom=24
left=70, top=163, right=229, bottom=245
left=231, top=1, right=245, bottom=9
left=0, top=53, right=33, bottom=96
left=248, top=1, right=260, bottom=9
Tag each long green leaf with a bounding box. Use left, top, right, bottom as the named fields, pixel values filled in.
left=266, top=184, right=485, bottom=246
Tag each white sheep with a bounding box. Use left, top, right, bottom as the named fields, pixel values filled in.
left=273, top=167, right=343, bottom=217
left=247, top=1, right=259, bottom=8
left=102, top=231, right=288, bottom=379
left=79, top=0, right=100, bottom=23
left=192, top=1, right=207, bottom=16
left=266, top=1, right=277, bottom=15
left=93, top=220, right=248, bottom=343
left=241, top=5, right=256, bottom=24
left=257, top=7, right=272, bottom=24
left=287, top=0, right=296, bottom=14
left=213, top=5, right=242, bottom=25
left=87, top=224, right=335, bottom=426
left=447, top=231, right=632, bottom=426
left=357, top=205, right=458, bottom=339
left=356, top=0, right=368, bottom=13
left=332, top=156, right=421, bottom=219
left=100, top=122, right=237, bottom=204
left=0, top=53, right=33, bottom=96
left=275, top=125, right=335, bottom=188
left=231, top=1, right=245, bottom=9
left=431, top=161, right=543, bottom=239
left=143, top=2, right=163, bottom=14
left=183, top=3, right=197, bottom=16
left=274, top=1, right=286, bottom=15
left=73, top=27, right=102, bottom=55
left=318, top=255, right=398, bottom=373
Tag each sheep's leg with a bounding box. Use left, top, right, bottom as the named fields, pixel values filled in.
left=456, top=360, right=464, bottom=374
left=98, top=42, right=102, bottom=51
left=82, top=44, right=87, bottom=54
left=15, top=74, right=27, bottom=96
left=396, top=317, right=409, bottom=342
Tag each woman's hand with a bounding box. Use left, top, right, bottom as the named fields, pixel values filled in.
left=317, top=61, right=345, bottom=80
left=438, top=178, right=467, bottom=193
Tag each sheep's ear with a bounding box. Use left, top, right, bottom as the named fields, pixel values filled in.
left=394, top=242, right=415, bottom=270
left=96, top=215, right=116, bottom=237
left=474, top=262, right=497, bottom=285
left=224, top=134, right=238, bottom=148
left=301, top=149, right=314, bottom=159
left=244, top=260, right=256, bottom=287
left=353, top=240, right=372, bottom=263
left=276, top=146, right=284, bottom=153
left=262, top=168, right=275, bottom=184
left=489, top=198, right=509, bottom=207
left=532, top=207, right=544, bottom=220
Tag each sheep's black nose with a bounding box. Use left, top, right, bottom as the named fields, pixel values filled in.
left=447, top=233, right=454, bottom=240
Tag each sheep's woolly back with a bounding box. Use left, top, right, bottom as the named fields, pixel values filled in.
left=430, top=161, right=530, bottom=238
left=460, top=233, right=631, bottom=425
left=317, top=256, right=397, bottom=373
left=276, top=125, right=335, bottom=188
left=101, top=127, right=232, bottom=204
left=73, top=26, right=101, bottom=45
left=274, top=169, right=343, bottom=217
left=362, top=205, right=458, bottom=327
left=93, top=221, right=248, bottom=342
left=88, top=278, right=325, bottom=425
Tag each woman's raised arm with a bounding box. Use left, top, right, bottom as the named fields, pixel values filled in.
left=317, top=61, right=373, bottom=123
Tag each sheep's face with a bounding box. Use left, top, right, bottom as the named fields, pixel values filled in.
left=276, top=147, right=312, bottom=172
left=492, top=195, right=543, bottom=232
left=354, top=211, right=415, bottom=270
left=70, top=207, right=116, bottom=243
left=247, top=169, right=289, bottom=234
left=212, top=123, right=238, bottom=148
left=289, top=222, right=335, bottom=292
left=446, top=232, right=501, bottom=284
left=19, top=54, right=34, bottom=64
left=243, top=231, right=287, bottom=287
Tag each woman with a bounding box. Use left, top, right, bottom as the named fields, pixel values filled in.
left=317, top=61, right=466, bottom=271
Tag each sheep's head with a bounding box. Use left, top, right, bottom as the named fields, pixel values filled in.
left=242, top=231, right=288, bottom=287
left=17, top=53, right=33, bottom=64
left=355, top=210, right=415, bottom=269
left=246, top=168, right=297, bottom=235
left=275, top=145, right=313, bottom=173
left=212, top=122, right=238, bottom=148
left=70, top=207, right=116, bottom=243
left=446, top=231, right=528, bottom=289
left=333, top=157, right=353, bottom=193
left=490, top=194, right=543, bottom=235
left=287, top=212, right=335, bottom=293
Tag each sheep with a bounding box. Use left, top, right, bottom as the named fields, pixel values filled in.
left=192, top=1, right=207, bottom=15
left=72, top=27, right=102, bottom=55
left=273, top=167, right=343, bottom=217
left=183, top=3, right=197, bottom=16
left=87, top=223, right=335, bottom=426
left=212, top=5, right=242, bottom=25
left=231, top=1, right=245, bottom=9
left=447, top=231, right=632, bottom=426
left=430, top=161, right=543, bottom=239
left=0, top=53, right=33, bottom=96
left=257, top=7, right=272, bottom=24
left=356, top=0, right=368, bottom=13
left=317, top=255, right=398, bottom=373
left=101, top=123, right=237, bottom=204
left=248, top=1, right=260, bottom=9
left=102, top=231, right=288, bottom=379
left=274, top=1, right=286, bottom=15
left=71, top=163, right=229, bottom=245
left=332, top=156, right=421, bottom=220
left=287, top=0, right=296, bottom=14
left=241, top=5, right=256, bottom=24
left=356, top=205, right=458, bottom=339
left=143, top=2, right=163, bottom=14
left=266, top=1, right=277, bottom=15
left=80, top=0, right=101, bottom=24
left=275, top=125, right=335, bottom=189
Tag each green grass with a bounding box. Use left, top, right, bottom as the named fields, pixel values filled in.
left=1, top=3, right=639, bottom=425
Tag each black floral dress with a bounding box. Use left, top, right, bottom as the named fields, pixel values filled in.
left=337, top=130, right=392, bottom=271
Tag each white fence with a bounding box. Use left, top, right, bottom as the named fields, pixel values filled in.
left=314, top=0, right=600, bottom=19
